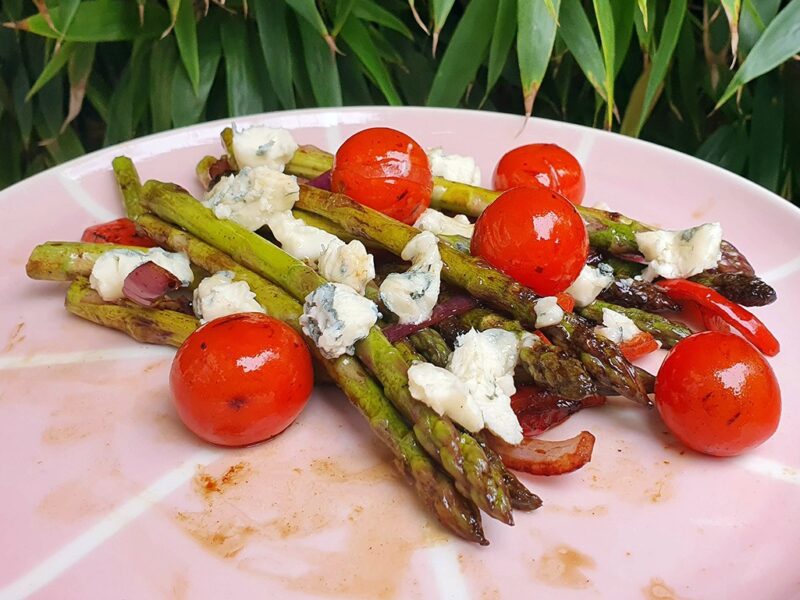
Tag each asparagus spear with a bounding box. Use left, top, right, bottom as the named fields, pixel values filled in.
left=474, top=433, right=542, bottom=511
left=112, top=156, right=146, bottom=219
left=688, top=272, right=777, bottom=307
left=140, top=180, right=514, bottom=525
left=294, top=185, right=647, bottom=404
left=408, top=329, right=452, bottom=368
left=578, top=300, right=692, bottom=349
left=27, top=242, right=137, bottom=281
left=597, top=278, right=680, bottom=312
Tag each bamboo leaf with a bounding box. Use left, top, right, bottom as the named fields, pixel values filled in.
left=339, top=52, right=374, bottom=105
left=696, top=123, right=748, bottom=173
left=721, top=0, right=742, bottom=63
left=171, top=17, right=221, bottom=126
left=517, top=0, right=561, bottom=116
left=297, top=16, right=343, bottom=106
left=408, top=0, right=428, bottom=34
left=150, top=36, right=179, bottom=131
left=26, top=41, right=75, bottom=100
left=62, top=42, right=95, bottom=132
left=220, top=16, right=264, bottom=116
left=611, top=0, right=634, bottom=75
left=716, top=0, right=800, bottom=108
left=633, top=0, right=655, bottom=52
left=340, top=18, right=401, bottom=105
left=632, top=0, right=686, bottom=136
left=285, top=0, right=337, bottom=53
left=558, top=0, right=606, bottom=99
left=620, top=60, right=652, bottom=135
left=253, top=0, right=295, bottom=109
left=739, top=0, right=780, bottom=55
left=593, top=0, right=615, bottom=128
left=85, top=73, right=110, bottom=123
left=333, top=0, right=357, bottom=36
left=174, top=0, right=200, bottom=94
left=163, top=0, right=179, bottom=38
left=7, top=0, right=168, bottom=42
left=636, top=0, right=648, bottom=31
left=11, top=62, right=33, bottom=145
left=36, top=71, right=64, bottom=136
left=53, top=0, right=81, bottom=48
left=353, top=0, right=413, bottom=39
left=432, top=0, right=457, bottom=54
left=105, top=39, right=150, bottom=144
left=483, top=0, right=516, bottom=102
left=427, top=0, right=498, bottom=107
left=748, top=75, right=783, bottom=192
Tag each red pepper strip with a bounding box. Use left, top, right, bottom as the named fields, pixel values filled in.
left=81, top=218, right=159, bottom=248
left=618, top=332, right=660, bottom=361
left=556, top=292, right=575, bottom=313
left=657, top=279, right=779, bottom=357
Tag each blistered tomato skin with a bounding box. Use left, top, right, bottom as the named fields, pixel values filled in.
left=493, top=143, right=586, bottom=205
left=471, top=187, right=589, bottom=295
left=170, top=313, right=314, bottom=447
left=655, top=332, right=781, bottom=457
left=331, top=127, right=432, bottom=224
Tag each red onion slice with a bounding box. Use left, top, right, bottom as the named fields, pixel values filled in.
left=487, top=431, right=596, bottom=476
left=511, top=387, right=606, bottom=437
left=123, top=261, right=182, bottom=307
left=382, top=295, right=479, bottom=343
left=306, top=169, right=332, bottom=191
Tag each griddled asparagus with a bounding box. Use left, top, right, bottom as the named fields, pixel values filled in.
left=579, top=300, right=692, bottom=349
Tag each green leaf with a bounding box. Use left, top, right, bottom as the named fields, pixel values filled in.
left=517, top=0, right=561, bottom=116
left=339, top=53, right=374, bottom=105
left=632, top=0, right=686, bottom=136
left=676, top=15, right=701, bottom=140
left=26, top=41, right=75, bottom=100
left=432, top=0, right=457, bottom=36
left=253, top=0, right=295, bottom=109
left=611, top=0, right=634, bottom=75
left=85, top=73, right=110, bottom=122
left=220, top=16, right=265, bottom=117
left=721, top=0, right=742, bottom=61
left=353, top=0, right=413, bottom=39
left=11, top=63, right=33, bottom=146
left=427, top=0, right=498, bottom=107
left=739, top=0, right=780, bottom=55
left=53, top=0, right=81, bottom=48
left=333, top=0, right=357, bottom=36
left=620, top=60, right=652, bottom=135
left=11, top=0, right=168, bottom=42
left=696, top=124, right=748, bottom=174
left=297, top=16, right=342, bottom=106
left=483, top=0, right=517, bottom=102
left=36, top=71, right=64, bottom=137
left=285, top=0, right=336, bottom=52
left=636, top=0, right=648, bottom=32
left=62, top=42, right=95, bottom=132
left=559, top=0, right=605, bottom=98
left=150, top=36, right=179, bottom=131
left=748, top=75, right=783, bottom=192
left=716, top=0, right=800, bottom=108
left=105, top=39, right=150, bottom=144
left=593, top=0, right=615, bottom=128
left=340, top=18, right=401, bottom=105
left=163, top=0, right=180, bottom=37
left=174, top=0, right=200, bottom=94
left=633, top=0, right=655, bottom=52
left=171, top=17, right=221, bottom=126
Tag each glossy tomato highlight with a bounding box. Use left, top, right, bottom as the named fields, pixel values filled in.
left=471, top=186, right=588, bottom=295
left=170, top=313, right=314, bottom=447
left=331, top=127, right=432, bottom=224
left=493, top=143, right=586, bottom=205
left=655, top=331, right=781, bottom=457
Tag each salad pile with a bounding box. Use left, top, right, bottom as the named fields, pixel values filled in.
left=25, top=123, right=782, bottom=545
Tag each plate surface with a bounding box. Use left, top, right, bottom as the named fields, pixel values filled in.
left=1, top=107, right=799, bottom=600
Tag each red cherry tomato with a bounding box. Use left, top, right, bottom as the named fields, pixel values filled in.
left=331, top=127, right=432, bottom=224
left=81, top=218, right=159, bottom=247
left=170, top=313, right=314, bottom=447
left=655, top=331, right=781, bottom=457
left=493, top=143, right=586, bottom=205
left=471, top=186, right=588, bottom=295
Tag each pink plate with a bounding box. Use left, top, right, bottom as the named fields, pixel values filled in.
left=1, top=107, right=799, bottom=599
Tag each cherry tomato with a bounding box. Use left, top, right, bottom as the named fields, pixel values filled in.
left=493, top=143, right=586, bottom=205
left=331, top=127, right=432, bottom=224
left=619, top=332, right=660, bottom=361
left=81, top=217, right=159, bottom=247
left=471, top=186, right=588, bottom=295
left=170, top=313, right=314, bottom=447
left=655, top=331, right=781, bottom=457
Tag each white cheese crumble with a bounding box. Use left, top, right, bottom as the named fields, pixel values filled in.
left=231, top=124, right=298, bottom=171
left=192, top=271, right=265, bottom=324
left=413, top=208, right=474, bottom=238
left=565, top=264, right=614, bottom=307
left=534, top=296, right=564, bottom=328
left=635, top=223, right=723, bottom=281
left=203, top=166, right=299, bottom=231
left=379, top=231, right=442, bottom=325
left=407, top=328, right=523, bottom=444
left=317, top=239, right=376, bottom=295
left=300, top=283, right=379, bottom=359
left=596, top=308, right=642, bottom=344
left=265, top=210, right=339, bottom=263
left=426, top=147, right=482, bottom=186
left=89, top=248, right=193, bottom=301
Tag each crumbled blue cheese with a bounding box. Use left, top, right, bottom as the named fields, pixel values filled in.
left=426, top=147, right=481, bottom=186
left=565, top=264, right=614, bottom=307
left=596, top=308, right=641, bottom=344
left=379, top=232, right=442, bottom=325
left=413, top=208, right=474, bottom=238
left=300, top=283, right=379, bottom=359
left=317, top=239, right=375, bottom=295
left=407, top=328, right=523, bottom=444
left=89, top=248, right=193, bottom=301
left=534, top=296, right=564, bottom=328
left=193, top=271, right=265, bottom=324
left=203, top=166, right=299, bottom=231
left=265, top=210, right=339, bottom=263
left=635, top=223, right=723, bottom=281
left=231, top=124, right=298, bottom=171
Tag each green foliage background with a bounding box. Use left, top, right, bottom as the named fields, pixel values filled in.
left=1, top=0, right=799, bottom=202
